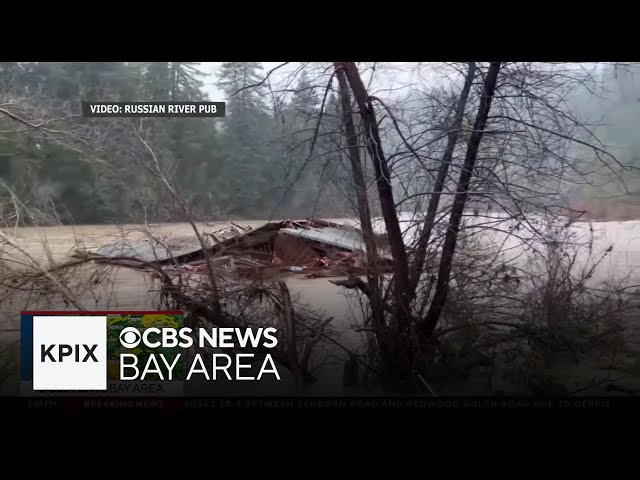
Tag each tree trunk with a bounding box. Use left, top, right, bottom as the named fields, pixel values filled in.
left=420, top=62, right=502, bottom=338
left=170, top=62, right=179, bottom=101
left=338, top=62, right=411, bottom=330
left=335, top=65, right=384, bottom=331
left=278, top=281, right=302, bottom=388
left=409, top=62, right=477, bottom=297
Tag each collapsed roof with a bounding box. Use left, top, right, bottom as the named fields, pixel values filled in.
left=84, top=218, right=390, bottom=280
left=279, top=227, right=366, bottom=253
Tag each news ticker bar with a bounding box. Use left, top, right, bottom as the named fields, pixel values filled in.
left=12, top=397, right=628, bottom=411
left=82, top=101, right=226, bottom=118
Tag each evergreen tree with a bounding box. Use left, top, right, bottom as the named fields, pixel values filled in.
left=216, top=62, right=280, bottom=217
left=170, top=62, right=206, bottom=101
left=289, top=71, right=320, bottom=121
left=0, top=62, right=353, bottom=224
left=144, top=62, right=172, bottom=100
left=217, top=62, right=267, bottom=113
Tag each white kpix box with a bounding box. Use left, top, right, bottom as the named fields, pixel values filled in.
left=32, top=316, right=107, bottom=391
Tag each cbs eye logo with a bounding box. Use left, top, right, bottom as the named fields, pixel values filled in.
left=119, top=327, right=142, bottom=349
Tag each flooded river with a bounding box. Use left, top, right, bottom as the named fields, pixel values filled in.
left=0, top=220, right=366, bottom=395
left=1, top=218, right=640, bottom=395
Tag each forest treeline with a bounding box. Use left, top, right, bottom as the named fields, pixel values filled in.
left=1, top=62, right=640, bottom=225
left=0, top=62, right=353, bottom=224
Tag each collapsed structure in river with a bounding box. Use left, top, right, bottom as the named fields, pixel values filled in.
left=77, top=218, right=394, bottom=281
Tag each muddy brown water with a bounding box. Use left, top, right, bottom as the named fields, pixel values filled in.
left=1, top=218, right=640, bottom=395
left=0, top=220, right=366, bottom=395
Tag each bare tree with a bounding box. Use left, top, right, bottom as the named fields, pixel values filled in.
left=420, top=62, right=502, bottom=337
left=409, top=62, right=477, bottom=297
left=334, top=65, right=384, bottom=333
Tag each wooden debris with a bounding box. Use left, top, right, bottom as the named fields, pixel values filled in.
left=230, top=222, right=248, bottom=232
left=84, top=218, right=393, bottom=282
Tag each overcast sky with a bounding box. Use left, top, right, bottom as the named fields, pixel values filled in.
left=199, top=62, right=427, bottom=102
left=200, top=62, right=296, bottom=101
left=199, top=62, right=614, bottom=110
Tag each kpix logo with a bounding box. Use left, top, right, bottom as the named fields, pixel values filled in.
left=40, top=344, right=99, bottom=363
left=32, top=316, right=107, bottom=390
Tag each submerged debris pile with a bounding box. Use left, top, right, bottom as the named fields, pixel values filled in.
left=75, top=218, right=392, bottom=281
